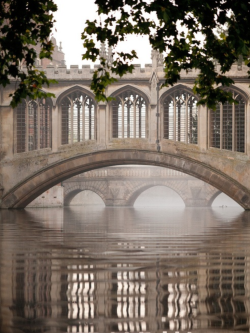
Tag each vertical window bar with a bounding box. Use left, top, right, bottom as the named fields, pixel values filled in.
left=210, top=106, right=221, bottom=148
left=28, top=101, right=38, bottom=151
left=188, top=97, right=198, bottom=144
left=222, top=102, right=233, bottom=150
left=176, top=97, right=186, bottom=142
left=16, top=101, right=26, bottom=153
left=112, top=101, right=119, bottom=138
left=235, top=97, right=245, bottom=153
left=61, top=99, right=70, bottom=145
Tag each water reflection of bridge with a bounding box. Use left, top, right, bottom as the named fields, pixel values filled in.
left=1, top=208, right=250, bottom=332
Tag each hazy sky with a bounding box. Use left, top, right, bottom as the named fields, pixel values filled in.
left=53, top=0, right=152, bottom=68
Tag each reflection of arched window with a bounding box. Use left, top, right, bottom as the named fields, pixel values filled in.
left=163, top=89, right=198, bottom=144
left=61, top=91, right=95, bottom=145
left=16, top=98, right=52, bottom=153
left=112, top=90, right=146, bottom=138
left=210, top=90, right=245, bottom=152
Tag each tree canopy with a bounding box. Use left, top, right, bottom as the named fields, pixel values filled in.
left=82, top=0, right=250, bottom=109
left=0, top=0, right=57, bottom=107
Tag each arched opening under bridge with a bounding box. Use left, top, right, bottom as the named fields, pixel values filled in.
left=134, top=186, right=185, bottom=207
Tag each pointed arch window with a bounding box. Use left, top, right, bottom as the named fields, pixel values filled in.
left=163, top=89, right=198, bottom=144
left=61, top=91, right=95, bottom=145
left=112, top=91, right=146, bottom=138
left=16, top=98, right=52, bottom=153
left=210, top=91, right=245, bottom=153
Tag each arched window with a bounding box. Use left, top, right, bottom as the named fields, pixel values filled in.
left=61, top=91, right=95, bottom=145
left=112, top=90, right=146, bottom=138
left=210, top=90, right=245, bottom=153
left=16, top=98, right=52, bottom=153
left=163, top=89, right=198, bottom=144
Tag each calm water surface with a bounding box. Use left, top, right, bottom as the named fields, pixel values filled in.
left=0, top=206, right=250, bottom=333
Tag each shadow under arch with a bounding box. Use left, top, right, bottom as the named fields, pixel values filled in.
left=208, top=190, right=225, bottom=207
left=2, top=149, right=250, bottom=209
left=126, top=184, right=186, bottom=207
left=64, top=187, right=106, bottom=206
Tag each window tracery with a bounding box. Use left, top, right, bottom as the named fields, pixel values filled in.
left=61, top=91, right=95, bottom=145
left=210, top=90, right=245, bottom=153
left=163, top=89, right=198, bottom=144
left=112, top=90, right=146, bottom=139
left=16, top=98, right=52, bottom=153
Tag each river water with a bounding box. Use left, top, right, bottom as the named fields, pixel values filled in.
left=1, top=206, right=250, bottom=333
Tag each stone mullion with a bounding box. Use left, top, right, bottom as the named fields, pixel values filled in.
left=70, top=100, right=73, bottom=144
left=134, top=101, right=136, bottom=138
left=232, top=101, right=235, bottom=151
left=77, top=104, right=81, bottom=142
left=246, top=101, right=249, bottom=155
left=173, top=99, right=176, bottom=141
left=122, top=101, right=124, bottom=139
left=52, top=104, right=58, bottom=152
left=185, top=100, right=188, bottom=143
left=220, top=104, right=223, bottom=150
left=82, top=100, right=85, bottom=141
left=25, top=102, right=29, bottom=152
left=37, top=103, right=41, bottom=150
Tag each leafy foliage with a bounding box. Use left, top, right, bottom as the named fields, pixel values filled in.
left=0, top=0, right=57, bottom=107
left=82, top=0, right=250, bottom=109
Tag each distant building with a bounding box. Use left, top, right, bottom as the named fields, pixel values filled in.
left=33, top=36, right=65, bottom=68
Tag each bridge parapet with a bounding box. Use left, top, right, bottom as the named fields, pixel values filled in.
left=18, top=62, right=249, bottom=80
left=70, top=166, right=189, bottom=180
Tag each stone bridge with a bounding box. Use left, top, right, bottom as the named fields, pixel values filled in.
left=62, top=166, right=220, bottom=207
left=0, top=51, right=250, bottom=209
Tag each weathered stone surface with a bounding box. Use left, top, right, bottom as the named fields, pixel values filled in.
left=0, top=59, right=250, bottom=209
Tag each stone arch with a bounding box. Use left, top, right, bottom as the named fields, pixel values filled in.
left=64, top=183, right=106, bottom=206
left=218, top=84, right=249, bottom=102
left=109, top=84, right=150, bottom=104
left=209, top=85, right=247, bottom=153
left=56, top=85, right=97, bottom=107
left=207, top=189, right=228, bottom=206
left=109, top=85, right=149, bottom=139
left=57, top=86, right=97, bottom=144
left=159, top=84, right=199, bottom=103
left=126, top=183, right=186, bottom=206
left=14, top=95, right=53, bottom=154
left=2, top=150, right=250, bottom=209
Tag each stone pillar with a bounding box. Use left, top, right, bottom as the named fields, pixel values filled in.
left=198, top=104, right=208, bottom=151
left=246, top=101, right=250, bottom=156
left=97, top=102, right=107, bottom=145
left=52, top=105, right=59, bottom=152
left=0, top=106, right=14, bottom=158
left=149, top=71, right=159, bottom=145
